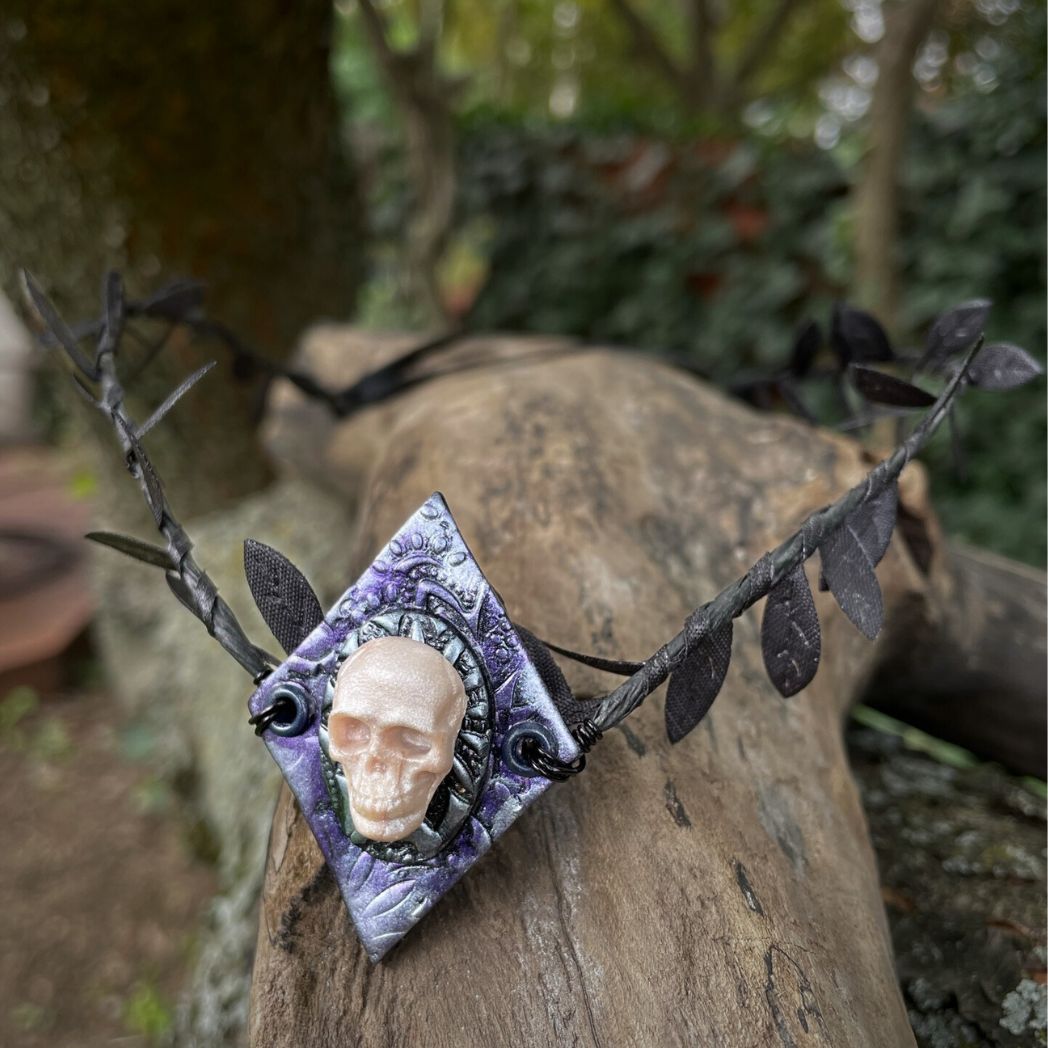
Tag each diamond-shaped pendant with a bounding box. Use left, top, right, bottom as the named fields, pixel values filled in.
left=247, top=493, right=578, bottom=961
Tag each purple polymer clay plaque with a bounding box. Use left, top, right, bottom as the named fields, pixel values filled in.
left=247, top=492, right=578, bottom=961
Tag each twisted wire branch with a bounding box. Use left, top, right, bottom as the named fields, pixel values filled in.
left=22, top=270, right=274, bottom=679
left=22, top=268, right=997, bottom=745
left=583, top=338, right=983, bottom=735
left=48, top=278, right=470, bottom=418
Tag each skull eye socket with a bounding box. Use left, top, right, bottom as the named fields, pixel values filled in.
left=330, top=715, right=370, bottom=753
left=393, top=727, right=433, bottom=757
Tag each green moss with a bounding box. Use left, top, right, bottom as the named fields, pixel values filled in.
left=123, top=981, right=174, bottom=1044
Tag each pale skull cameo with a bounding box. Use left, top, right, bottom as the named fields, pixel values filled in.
left=328, top=635, right=468, bottom=842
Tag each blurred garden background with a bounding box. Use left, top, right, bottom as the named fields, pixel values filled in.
left=0, top=0, right=1044, bottom=560
left=332, top=0, right=1046, bottom=563
left=0, top=2, right=1044, bottom=1046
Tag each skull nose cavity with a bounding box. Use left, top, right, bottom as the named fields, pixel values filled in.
left=362, top=749, right=394, bottom=774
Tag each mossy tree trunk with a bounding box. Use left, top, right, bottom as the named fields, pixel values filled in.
left=0, top=0, right=363, bottom=513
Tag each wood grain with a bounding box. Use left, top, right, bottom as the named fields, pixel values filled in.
left=251, top=333, right=945, bottom=1047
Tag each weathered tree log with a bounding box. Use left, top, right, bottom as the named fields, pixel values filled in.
left=247, top=331, right=1040, bottom=1046
left=866, top=542, right=1047, bottom=779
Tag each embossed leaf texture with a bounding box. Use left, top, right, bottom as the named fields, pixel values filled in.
left=831, top=303, right=894, bottom=367
left=345, top=850, right=377, bottom=895
left=920, top=299, right=991, bottom=372
left=818, top=483, right=899, bottom=640
left=850, top=365, right=937, bottom=408
left=966, top=342, right=1044, bottom=391
left=86, top=530, right=175, bottom=570
left=243, top=539, right=325, bottom=654
left=665, top=621, right=734, bottom=743
left=361, top=879, right=416, bottom=921
left=761, top=566, right=822, bottom=698
left=360, top=876, right=426, bottom=957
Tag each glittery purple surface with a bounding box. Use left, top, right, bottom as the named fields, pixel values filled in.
left=247, top=493, right=577, bottom=961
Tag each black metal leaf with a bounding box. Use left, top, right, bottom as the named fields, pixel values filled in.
left=665, top=621, right=733, bottom=743
left=761, top=566, right=821, bottom=698
left=244, top=539, right=324, bottom=655
left=966, top=342, right=1043, bottom=391
left=790, top=319, right=822, bottom=378
left=515, top=625, right=589, bottom=728
left=921, top=300, right=991, bottom=370
left=137, top=361, right=217, bottom=437
left=21, top=270, right=99, bottom=378
left=817, top=484, right=897, bottom=592
left=115, top=415, right=166, bottom=525
left=138, top=280, right=206, bottom=321
left=850, top=365, right=936, bottom=408
left=817, top=507, right=884, bottom=637
left=831, top=303, right=893, bottom=367
left=858, top=482, right=899, bottom=568
left=86, top=530, right=175, bottom=570
left=137, top=455, right=167, bottom=525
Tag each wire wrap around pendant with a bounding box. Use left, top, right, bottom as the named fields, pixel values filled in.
left=522, top=719, right=602, bottom=781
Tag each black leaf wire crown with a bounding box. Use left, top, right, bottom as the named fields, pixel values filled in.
left=22, top=270, right=1042, bottom=758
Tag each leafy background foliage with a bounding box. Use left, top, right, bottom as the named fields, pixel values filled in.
left=897, top=12, right=1046, bottom=563
left=337, top=0, right=1044, bottom=564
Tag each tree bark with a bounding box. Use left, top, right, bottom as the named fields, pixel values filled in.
left=854, top=0, right=940, bottom=332
left=608, top=0, right=807, bottom=122
left=608, top=0, right=697, bottom=107
left=246, top=329, right=998, bottom=1046
left=849, top=721, right=1046, bottom=1046
left=0, top=1, right=363, bottom=513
